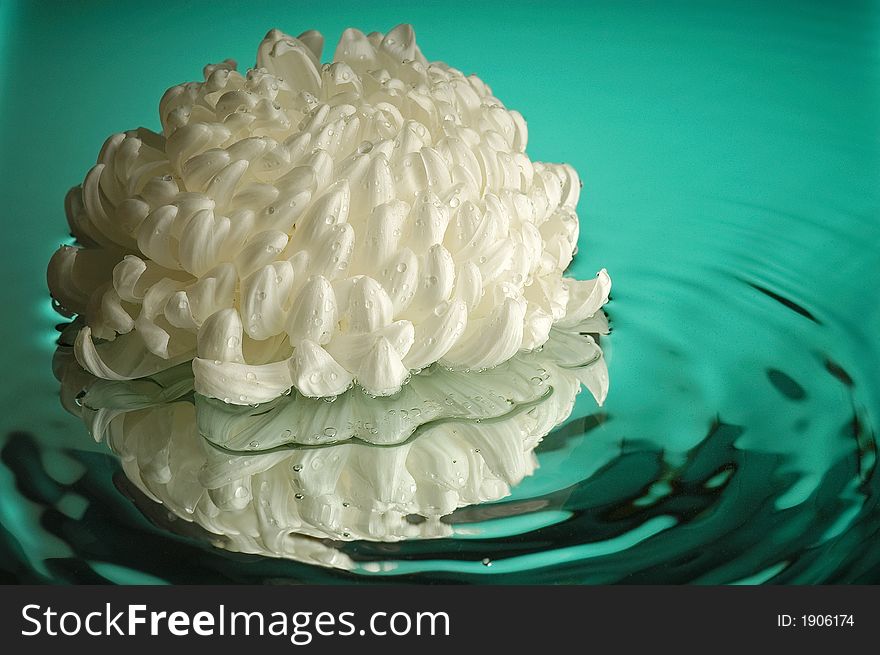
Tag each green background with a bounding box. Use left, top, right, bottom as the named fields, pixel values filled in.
left=0, top=0, right=878, bottom=583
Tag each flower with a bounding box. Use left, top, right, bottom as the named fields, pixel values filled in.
left=47, top=24, right=611, bottom=402
left=58, top=320, right=607, bottom=565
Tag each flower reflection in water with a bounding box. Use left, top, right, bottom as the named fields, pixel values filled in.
left=55, top=318, right=607, bottom=569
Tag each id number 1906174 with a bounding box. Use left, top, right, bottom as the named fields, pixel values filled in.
left=776, top=614, right=854, bottom=627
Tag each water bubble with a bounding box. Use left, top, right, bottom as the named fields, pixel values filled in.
left=323, top=427, right=337, bottom=437
left=481, top=557, right=493, bottom=567
left=292, top=464, right=303, bottom=472
left=246, top=372, right=257, bottom=381
left=294, top=493, right=304, bottom=500
left=281, top=429, right=292, bottom=439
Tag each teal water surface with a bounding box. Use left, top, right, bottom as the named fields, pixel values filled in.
left=0, top=0, right=878, bottom=583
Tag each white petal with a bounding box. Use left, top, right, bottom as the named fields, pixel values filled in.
left=286, top=275, right=337, bottom=345
left=197, top=308, right=245, bottom=362
left=241, top=261, right=295, bottom=339
left=289, top=340, right=353, bottom=397
left=333, top=28, right=378, bottom=68
left=356, top=336, right=409, bottom=396
left=556, top=269, right=611, bottom=327
left=343, top=275, right=393, bottom=333
left=403, top=299, right=467, bottom=370
left=235, top=230, right=289, bottom=278
left=441, top=297, right=525, bottom=370
left=75, top=327, right=194, bottom=380
left=325, top=321, right=414, bottom=371
left=193, top=357, right=292, bottom=404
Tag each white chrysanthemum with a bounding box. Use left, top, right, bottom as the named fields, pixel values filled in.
left=58, top=321, right=606, bottom=566
left=48, top=24, right=611, bottom=402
